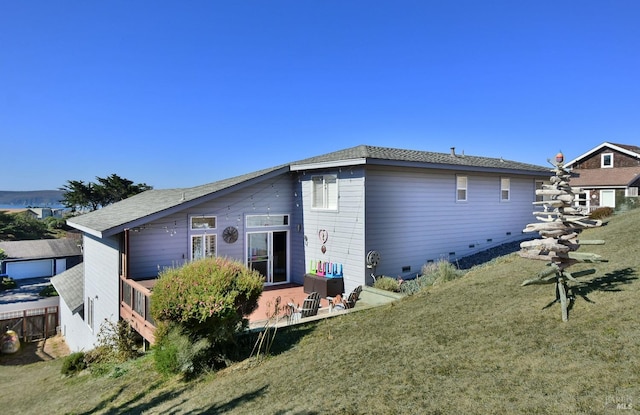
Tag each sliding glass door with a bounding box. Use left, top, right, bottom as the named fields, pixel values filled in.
left=247, top=231, right=288, bottom=284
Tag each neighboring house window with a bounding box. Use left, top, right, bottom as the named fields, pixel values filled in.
left=191, top=234, right=216, bottom=260
left=601, top=153, right=613, bottom=168
left=456, top=175, right=467, bottom=201
left=627, top=187, right=639, bottom=197
left=191, top=215, right=216, bottom=230
left=86, top=296, right=94, bottom=331
left=501, top=178, right=510, bottom=201
left=575, top=191, right=589, bottom=209
left=312, top=175, right=338, bottom=209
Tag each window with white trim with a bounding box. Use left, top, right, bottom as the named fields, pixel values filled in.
left=627, top=187, right=639, bottom=197
left=501, top=178, right=510, bottom=201
left=86, top=296, right=94, bottom=331
left=575, top=191, right=588, bottom=208
left=312, top=175, right=338, bottom=209
left=601, top=153, right=613, bottom=168
left=456, top=175, right=467, bottom=201
left=190, top=215, right=216, bottom=230
left=191, top=234, right=216, bottom=260
left=246, top=214, right=289, bottom=227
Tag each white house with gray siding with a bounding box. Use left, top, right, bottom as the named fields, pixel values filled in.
left=61, top=145, right=549, bottom=350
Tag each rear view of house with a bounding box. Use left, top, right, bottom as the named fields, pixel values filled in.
left=565, top=142, right=640, bottom=212
left=60, top=145, right=549, bottom=351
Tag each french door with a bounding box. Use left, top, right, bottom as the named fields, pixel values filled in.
left=247, top=231, right=288, bottom=284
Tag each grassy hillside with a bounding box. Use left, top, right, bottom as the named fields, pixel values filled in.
left=2, top=209, right=639, bottom=414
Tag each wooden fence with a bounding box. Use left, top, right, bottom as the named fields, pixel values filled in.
left=0, top=306, right=59, bottom=342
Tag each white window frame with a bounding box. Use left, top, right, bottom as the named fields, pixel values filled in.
left=601, top=152, right=613, bottom=168
left=574, top=190, right=589, bottom=208
left=86, top=296, right=94, bottom=331
left=500, top=178, right=511, bottom=201
left=246, top=214, right=289, bottom=228
left=311, top=175, right=338, bottom=210
left=190, top=215, right=216, bottom=230
left=626, top=187, right=639, bottom=197
left=191, top=234, right=217, bottom=260
left=456, top=175, right=468, bottom=202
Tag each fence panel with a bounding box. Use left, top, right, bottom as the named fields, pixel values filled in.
left=0, top=306, right=58, bottom=342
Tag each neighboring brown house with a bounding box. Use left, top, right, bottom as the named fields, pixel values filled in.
left=565, top=142, right=640, bottom=211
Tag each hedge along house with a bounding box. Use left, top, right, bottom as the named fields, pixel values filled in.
left=61, top=145, right=549, bottom=351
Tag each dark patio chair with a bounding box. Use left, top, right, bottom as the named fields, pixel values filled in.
left=328, top=285, right=362, bottom=311
left=287, top=291, right=321, bottom=323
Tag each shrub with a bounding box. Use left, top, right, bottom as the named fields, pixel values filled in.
left=400, top=274, right=437, bottom=295
left=432, top=260, right=464, bottom=284
left=39, top=284, right=58, bottom=297
left=400, top=260, right=464, bottom=295
left=150, top=257, right=263, bottom=359
left=1, top=276, right=17, bottom=291
left=85, top=319, right=140, bottom=365
left=373, top=276, right=401, bottom=292
left=61, top=351, right=87, bottom=375
left=616, top=196, right=640, bottom=212
left=154, top=324, right=210, bottom=377
left=590, top=207, right=614, bottom=220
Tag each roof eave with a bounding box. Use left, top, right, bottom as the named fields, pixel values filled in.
left=79, top=166, right=291, bottom=238
left=367, top=159, right=549, bottom=176
left=290, top=158, right=367, bottom=171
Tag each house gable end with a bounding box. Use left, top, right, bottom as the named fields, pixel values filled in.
left=68, top=166, right=290, bottom=238
left=566, top=142, right=640, bottom=169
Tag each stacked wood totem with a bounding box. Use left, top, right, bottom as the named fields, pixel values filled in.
left=519, top=152, right=606, bottom=321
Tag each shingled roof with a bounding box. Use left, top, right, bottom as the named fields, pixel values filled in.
left=0, top=238, right=82, bottom=260
left=570, top=166, right=640, bottom=187
left=51, top=263, right=84, bottom=314
left=290, top=145, right=549, bottom=172
left=68, top=145, right=549, bottom=237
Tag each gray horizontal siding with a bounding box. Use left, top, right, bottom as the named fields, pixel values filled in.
left=128, top=173, right=296, bottom=279
left=82, top=234, right=120, bottom=347
left=299, top=168, right=366, bottom=293
left=365, top=166, right=536, bottom=278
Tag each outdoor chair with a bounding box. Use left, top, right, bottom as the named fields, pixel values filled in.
left=328, top=285, right=362, bottom=312
left=287, top=291, right=321, bottom=323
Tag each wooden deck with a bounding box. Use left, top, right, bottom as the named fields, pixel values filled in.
left=121, top=279, right=336, bottom=343
left=247, top=283, right=332, bottom=324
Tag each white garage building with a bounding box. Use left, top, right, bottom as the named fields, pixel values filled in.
left=0, top=239, right=83, bottom=280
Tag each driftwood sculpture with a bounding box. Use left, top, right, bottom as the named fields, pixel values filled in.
left=519, top=152, right=606, bottom=321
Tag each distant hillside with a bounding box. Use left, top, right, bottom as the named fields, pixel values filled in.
left=0, top=190, right=64, bottom=207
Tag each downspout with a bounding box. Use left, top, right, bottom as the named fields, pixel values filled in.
left=123, top=229, right=130, bottom=279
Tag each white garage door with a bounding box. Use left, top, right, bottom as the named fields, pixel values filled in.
left=6, top=259, right=53, bottom=280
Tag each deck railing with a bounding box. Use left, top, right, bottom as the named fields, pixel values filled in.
left=120, top=276, right=156, bottom=343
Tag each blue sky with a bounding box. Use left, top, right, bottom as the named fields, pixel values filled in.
left=2, top=1, right=639, bottom=191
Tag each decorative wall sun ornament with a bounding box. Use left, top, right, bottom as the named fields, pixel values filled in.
left=222, top=226, right=239, bottom=244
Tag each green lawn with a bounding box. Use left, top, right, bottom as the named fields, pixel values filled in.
left=2, top=209, right=639, bottom=414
